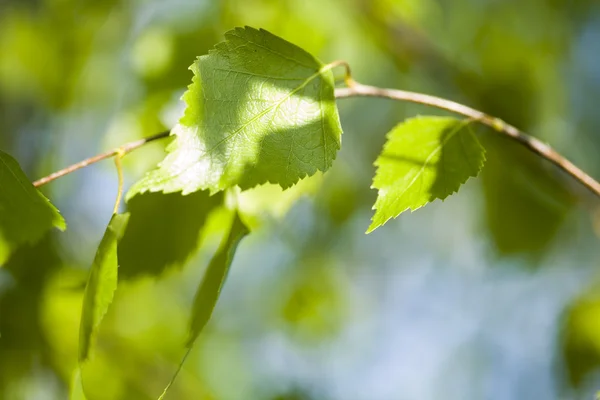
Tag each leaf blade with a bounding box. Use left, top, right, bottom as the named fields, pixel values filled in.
left=118, top=190, right=223, bottom=279
left=187, top=211, right=249, bottom=347
left=128, top=26, right=342, bottom=198
left=78, top=213, right=129, bottom=363
left=0, top=150, right=65, bottom=265
left=368, top=116, right=485, bottom=232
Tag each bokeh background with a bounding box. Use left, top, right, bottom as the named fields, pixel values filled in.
left=2, top=0, right=600, bottom=399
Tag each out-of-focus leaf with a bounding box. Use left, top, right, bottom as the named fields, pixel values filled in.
left=369, top=117, right=485, bottom=232
left=188, top=211, right=249, bottom=346
left=0, top=150, right=65, bottom=265
left=0, top=233, right=62, bottom=396
left=237, top=173, right=323, bottom=230
left=128, top=26, right=342, bottom=197
left=79, top=213, right=129, bottom=363
left=562, top=290, right=600, bottom=387
left=480, top=134, right=574, bottom=256
left=118, top=191, right=223, bottom=279
left=278, top=256, right=348, bottom=343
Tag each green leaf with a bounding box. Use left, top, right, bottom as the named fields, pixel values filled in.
left=368, top=117, right=485, bottom=232
left=0, top=150, right=65, bottom=265
left=157, top=211, right=248, bottom=400
left=562, top=288, right=600, bottom=387
left=187, top=211, right=249, bottom=347
left=480, top=134, right=574, bottom=257
left=237, top=172, right=323, bottom=230
left=118, top=190, right=223, bottom=279
left=128, top=26, right=342, bottom=198
left=70, top=369, right=87, bottom=400
left=79, top=213, right=129, bottom=363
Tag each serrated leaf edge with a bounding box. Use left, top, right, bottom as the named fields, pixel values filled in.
left=367, top=117, right=485, bottom=233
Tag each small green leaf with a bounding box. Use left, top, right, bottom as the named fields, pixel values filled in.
left=368, top=117, right=485, bottom=232
left=79, top=213, right=129, bottom=363
left=128, top=26, right=342, bottom=198
left=118, top=190, right=223, bottom=279
left=187, top=211, right=249, bottom=347
left=0, top=150, right=65, bottom=265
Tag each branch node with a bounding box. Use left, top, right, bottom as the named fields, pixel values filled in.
left=491, top=118, right=505, bottom=132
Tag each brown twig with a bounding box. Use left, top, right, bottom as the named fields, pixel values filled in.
left=33, top=130, right=170, bottom=187
left=334, top=83, right=600, bottom=198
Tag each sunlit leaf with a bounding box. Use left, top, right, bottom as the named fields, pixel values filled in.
left=187, top=211, right=249, bottom=346
left=118, top=191, right=223, bottom=279
left=79, top=213, right=129, bottom=363
left=368, top=117, right=485, bottom=232
left=128, top=26, right=342, bottom=198
left=0, top=150, right=65, bottom=265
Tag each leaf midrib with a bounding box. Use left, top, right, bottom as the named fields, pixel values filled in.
left=205, top=66, right=326, bottom=155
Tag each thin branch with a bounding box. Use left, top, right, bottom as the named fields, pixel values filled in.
left=33, top=130, right=170, bottom=187
left=31, top=82, right=600, bottom=199
left=335, top=83, right=600, bottom=198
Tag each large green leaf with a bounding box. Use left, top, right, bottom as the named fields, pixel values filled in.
left=128, top=26, right=342, bottom=198
left=368, top=117, right=485, bottom=232
left=79, top=213, right=129, bottom=363
left=0, top=150, right=65, bottom=265
left=187, top=211, right=249, bottom=346
left=118, top=190, right=223, bottom=279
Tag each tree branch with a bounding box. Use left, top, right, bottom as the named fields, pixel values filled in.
left=334, top=83, right=600, bottom=198
left=32, top=83, right=600, bottom=200
left=32, top=130, right=170, bottom=187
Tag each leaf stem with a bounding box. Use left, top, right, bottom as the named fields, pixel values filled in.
left=326, top=60, right=356, bottom=88
left=335, top=82, right=600, bottom=198
left=33, top=130, right=170, bottom=188
left=157, top=346, right=192, bottom=400
left=113, top=148, right=125, bottom=214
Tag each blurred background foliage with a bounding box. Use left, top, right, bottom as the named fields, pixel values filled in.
left=1, top=0, right=600, bottom=399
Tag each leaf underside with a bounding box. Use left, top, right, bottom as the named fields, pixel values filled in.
left=368, top=116, right=485, bottom=233
left=0, top=150, right=65, bottom=265
left=79, top=213, right=129, bottom=363
left=118, top=190, right=223, bottom=279
left=128, top=26, right=343, bottom=199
